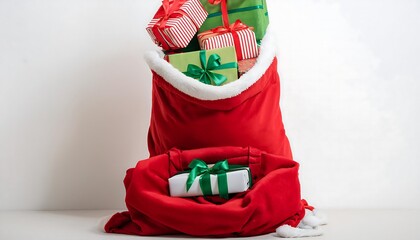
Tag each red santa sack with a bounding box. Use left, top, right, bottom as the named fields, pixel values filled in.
left=104, top=146, right=305, bottom=237
left=145, top=32, right=293, bottom=159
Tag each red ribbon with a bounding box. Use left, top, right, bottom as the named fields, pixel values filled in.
left=199, top=20, right=252, bottom=38
left=219, top=0, right=229, bottom=28
left=151, top=0, right=192, bottom=50
left=208, top=0, right=222, bottom=4
left=156, top=0, right=186, bottom=29
left=198, top=20, right=253, bottom=60
left=206, top=0, right=229, bottom=28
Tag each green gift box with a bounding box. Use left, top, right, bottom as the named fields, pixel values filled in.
left=198, top=0, right=269, bottom=42
left=167, top=46, right=238, bottom=86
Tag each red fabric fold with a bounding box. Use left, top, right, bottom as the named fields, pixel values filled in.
left=147, top=57, right=293, bottom=159
left=105, top=146, right=305, bottom=237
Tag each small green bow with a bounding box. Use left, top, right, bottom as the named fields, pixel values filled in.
left=183, top=51, right=237, bottom=86
left=186, top=159, right=230, bottom=199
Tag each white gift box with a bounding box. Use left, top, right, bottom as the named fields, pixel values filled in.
left=169, top=168, right=251, bottom=198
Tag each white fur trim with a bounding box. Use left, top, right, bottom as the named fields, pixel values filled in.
left=297, top=221, right=314, bottom=230
left=276, top=225, right=323, bottom=238
left=302, top=209, right=328, bottom=227
left=275, top=209, right=327, bottom=238
left=312, top=209, right=328, bottom=225
left=97, top=215, right=112, bottom=233
left=144, top=26, right=278, bottom=101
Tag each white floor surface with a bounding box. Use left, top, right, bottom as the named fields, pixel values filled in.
left=0, top=210, right=419, bottom=240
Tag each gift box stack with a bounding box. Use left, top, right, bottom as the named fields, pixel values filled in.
left=147, top=0, right=269, bottom=87
left=146, top=0, right=270, bottom=197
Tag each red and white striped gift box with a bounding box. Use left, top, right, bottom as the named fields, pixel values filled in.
left=197, top=27, right=259, bottom=60
left=146, top=0, right=207, bottom=50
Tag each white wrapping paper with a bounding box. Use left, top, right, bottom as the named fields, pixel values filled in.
left=169, top=168, right=250, bottom=197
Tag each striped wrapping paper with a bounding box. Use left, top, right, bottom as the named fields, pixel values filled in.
left=146, top=0, right=207, bottom=50
left=197, top=28, right=259, bottom=60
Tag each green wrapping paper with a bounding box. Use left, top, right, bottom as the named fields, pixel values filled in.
left=167, top=46, right=238, bottom=86
left=198, top=0, right=269, bottom=42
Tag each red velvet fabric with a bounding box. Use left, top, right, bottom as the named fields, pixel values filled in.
left=147, top=57, right=293, bottom=159
left=105, top=146, right=305, bottom=237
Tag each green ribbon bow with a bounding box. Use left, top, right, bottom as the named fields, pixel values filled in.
left=185, top=159, right=252, bottom=199
left=183, top=51, right=237, bottom=86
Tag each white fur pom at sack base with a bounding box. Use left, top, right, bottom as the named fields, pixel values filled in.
left=97, top=215, right=112, bottom=233
left=276, top=209, right=328, bottom=238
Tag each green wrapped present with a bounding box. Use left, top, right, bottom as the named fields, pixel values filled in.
left=198, top=0, right=269, bottom=42
left=167, top=46, right=238, bottom=86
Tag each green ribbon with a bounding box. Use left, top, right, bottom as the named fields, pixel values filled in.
left=183, top=51, right=237, bottom=86
left=185, top=159, right=252, bottom=199
left=207, top=5, right=264, bottom=18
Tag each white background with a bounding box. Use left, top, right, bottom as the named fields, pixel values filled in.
left=1, top=0, right=419, bottom=210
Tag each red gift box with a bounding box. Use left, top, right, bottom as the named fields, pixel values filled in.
left=238, top=57, right=257, bottom=77
left=146, top=0, right=207, bottom=50
left=197, top=20, right=259, bottom=60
